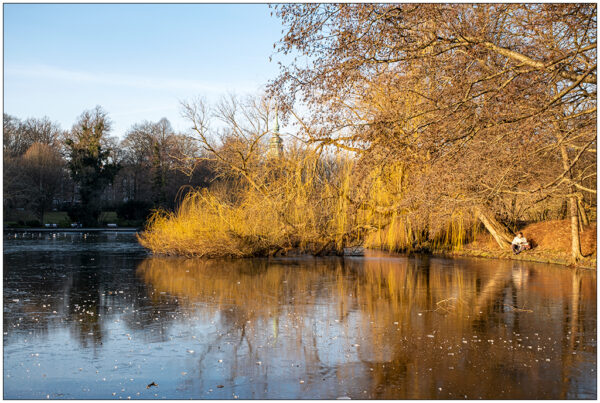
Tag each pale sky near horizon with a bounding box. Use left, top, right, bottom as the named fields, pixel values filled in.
left=4, top=3, right=286, bottom=138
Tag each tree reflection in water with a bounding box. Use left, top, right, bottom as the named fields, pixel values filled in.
left=2, top=233, right=594, bottom=399
left=136, top=252, right=596, bottom=399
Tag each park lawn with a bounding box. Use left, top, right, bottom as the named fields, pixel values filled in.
left=5, top=210, right=120, bottom=227
left=99, top=211, right=118, bottom=223
left=43, top=211, right=70, bottom=224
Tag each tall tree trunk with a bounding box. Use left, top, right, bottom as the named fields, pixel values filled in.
left=560, top=145, right=584, bottom=263
left=477, top=207, right=513, bottom=250
left=567, top=197, right=583, bottom=261
left=38, top=206, right=45, bottom=226
left=576, top=201, right=583, bottom=230
left=578, top=197, right=590, bottom=227
left=509, top=195, right=518, bottom=230
left=559, top=199, right=568, bottom=219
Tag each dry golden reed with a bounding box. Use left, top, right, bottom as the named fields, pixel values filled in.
left=138, top=150, right=475, bottom=257
left=138, top=151, right=360, bottom=257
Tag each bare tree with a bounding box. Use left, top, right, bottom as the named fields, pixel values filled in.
left=271, top=4, right=596, bottom=261
left=21, top=142, right=65, bottom=223
left=3, top=114, right=63, bottom=157
left=180, top=95, right=274, bottom=193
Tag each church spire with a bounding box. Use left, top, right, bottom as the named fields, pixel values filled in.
left=268, top=105, right=283, bottom=158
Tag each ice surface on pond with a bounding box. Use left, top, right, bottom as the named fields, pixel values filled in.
left=3, top=233, right=597, bottom=399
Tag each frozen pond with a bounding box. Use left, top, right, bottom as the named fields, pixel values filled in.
left=3, top=232, right=597, bottom=399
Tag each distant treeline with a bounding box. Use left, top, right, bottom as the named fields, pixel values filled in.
left=3, top=108, right=214, bottom=227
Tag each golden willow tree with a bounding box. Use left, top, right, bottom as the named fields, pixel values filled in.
left=270, top=3, right=596, bottom=262
left=139, top=95, right=368, bottom=257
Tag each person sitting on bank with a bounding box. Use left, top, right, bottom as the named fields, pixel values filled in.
left=511, top=232, right=530, bottom=255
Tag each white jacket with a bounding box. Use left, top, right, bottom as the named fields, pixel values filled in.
left=512, top=236, right=527, bottom=245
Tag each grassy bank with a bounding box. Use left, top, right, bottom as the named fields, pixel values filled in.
left=4, top=211, right=71, bottom=228
left=439, top=219, right=596, bottom=269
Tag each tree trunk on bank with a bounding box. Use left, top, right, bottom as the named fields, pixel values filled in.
left=560, top=199, right=568, bottom=219
left=560, top=145, right=584, bottom=263
left=578, top=197, right=589, bottom=227
left=568, top=196, right=584, bottom=262
left=477, top=207, right=513, bottom=250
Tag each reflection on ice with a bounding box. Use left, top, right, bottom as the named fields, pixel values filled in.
left=135, top=254, right=596, bottom=399
left=3, top=234, right=597, bottom=399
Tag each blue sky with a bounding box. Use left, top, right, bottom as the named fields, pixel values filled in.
left=4, top=4, right=285, bottom=137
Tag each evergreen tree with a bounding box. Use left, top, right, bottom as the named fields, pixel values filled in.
left=65, top=106, right=120, bottom=226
